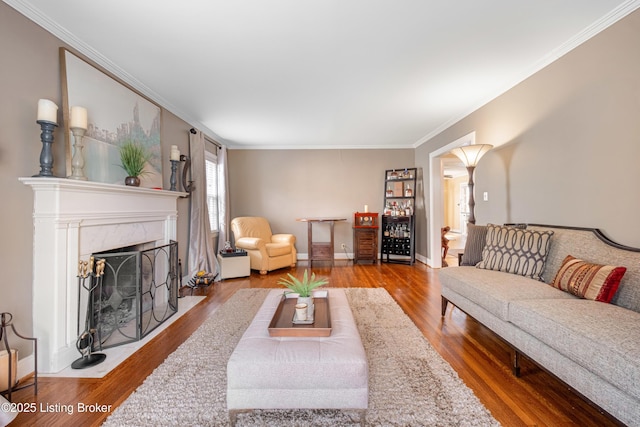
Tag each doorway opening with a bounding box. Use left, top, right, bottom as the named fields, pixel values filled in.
left=428, top=131, right=475, bottom=268
left=441, top=176, right=468, bottom=266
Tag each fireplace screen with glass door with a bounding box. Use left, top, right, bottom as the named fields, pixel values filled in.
left=89, top=241, right=178, bottom=350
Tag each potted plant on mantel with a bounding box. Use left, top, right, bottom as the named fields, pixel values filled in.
left=278, top=270, right=328, bottom=316
left=119, top=140, right=150, bottom=187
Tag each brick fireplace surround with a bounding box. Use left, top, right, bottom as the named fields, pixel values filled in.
left=20, top=178, right=182, bottom=373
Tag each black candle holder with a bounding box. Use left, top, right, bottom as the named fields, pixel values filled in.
left=34, top=120, right=58, bottom=177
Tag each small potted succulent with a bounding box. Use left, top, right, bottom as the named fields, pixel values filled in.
left=278, top=269, right=328, bottom=316
left=119, top=140, right=150, bottom=187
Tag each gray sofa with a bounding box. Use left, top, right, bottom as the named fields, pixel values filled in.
left=439, top=224, right=640, bottom=426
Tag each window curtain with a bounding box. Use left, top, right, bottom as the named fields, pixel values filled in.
left=187, top=129, right=218, bottom=278
left=217, top=145, right=230, bottom=250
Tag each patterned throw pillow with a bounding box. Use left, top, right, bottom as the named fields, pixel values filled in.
left=460, top=224, right=488, bottom=266
left=551, top=255, right=626, bottom=303
left=476, top=224, right=554, bottom=281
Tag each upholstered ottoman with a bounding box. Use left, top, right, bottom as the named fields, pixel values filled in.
left=227, top=289, right=368, bottom=424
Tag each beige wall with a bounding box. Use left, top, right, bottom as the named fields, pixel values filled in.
left=227, top=149, right=415, bottom=253
left=416, top=8, right=640, bottom=259
left=0, top=3, right=192, bottom=357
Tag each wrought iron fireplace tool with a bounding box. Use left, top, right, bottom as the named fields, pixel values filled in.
left=72, top=257, right=107, bottom=369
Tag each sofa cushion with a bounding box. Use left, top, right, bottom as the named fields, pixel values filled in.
left=550, top=255, right=626, bottom=303
left=476, top=224, right=554, bottom=281
left=509, top=299, right=640, bottom=401
left=438, top=267, right=574, bottom=321
left=460, top=224, right=487, bottom=266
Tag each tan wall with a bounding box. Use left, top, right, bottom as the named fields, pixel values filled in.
left=415, top=9, right=640, bottom=259
left=227, top=149, right=415, bottom=253
left=0, top=3, right=192, bottom=357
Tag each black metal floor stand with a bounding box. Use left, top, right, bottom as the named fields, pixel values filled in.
left=0, top=312, right=37, bottom=401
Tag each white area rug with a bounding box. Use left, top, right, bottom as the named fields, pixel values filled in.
left=103, top=288, right=500, bottom=426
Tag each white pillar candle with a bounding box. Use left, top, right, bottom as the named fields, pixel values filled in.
left=364, top=205, right=369, bottom=213
left=70, top=106, right=88, bottom=130
left=37, top=99, right=58, bottom=123
left=170, top=145, right=180, bottom=161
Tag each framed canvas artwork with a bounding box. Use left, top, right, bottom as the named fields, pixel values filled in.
left=60, top=48, right=163, bottom=188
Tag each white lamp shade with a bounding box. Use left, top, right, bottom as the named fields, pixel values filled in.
left=450, top=144, right=493, bottom=167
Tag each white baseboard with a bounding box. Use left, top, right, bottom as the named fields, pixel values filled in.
left=416, top=253, right=430, bottom=266
left=17, top=354, right=35, bottom=382
left=422, top=254, right=439, bottom=268
left=296, top=253, right=434, bottom=266
left=296, top=253, right=353, bottom=260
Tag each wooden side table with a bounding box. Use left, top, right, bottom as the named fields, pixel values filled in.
left=296, top=217, right=346, bottom=266
left=353, top=212, right=378, bottom=264
left=353, top=228, right=378, bottom=264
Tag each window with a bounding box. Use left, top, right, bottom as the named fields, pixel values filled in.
left=205, top=149, right=219, bottom=233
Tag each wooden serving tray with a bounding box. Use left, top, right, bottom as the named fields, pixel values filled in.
left=268, top=292, right=331, bottom=337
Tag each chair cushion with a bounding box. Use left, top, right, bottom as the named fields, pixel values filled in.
left=266, top=242, right=292, bottom=257
left=231, top=217, right=273, bottom=241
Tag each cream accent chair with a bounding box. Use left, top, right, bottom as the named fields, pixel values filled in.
left=231, top=217, right=297, bottom=275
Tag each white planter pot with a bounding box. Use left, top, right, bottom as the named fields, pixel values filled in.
left=297, top=296, right=314, bottom=318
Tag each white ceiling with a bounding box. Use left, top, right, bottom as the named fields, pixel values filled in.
left=6, top=0, right=639, bottom=149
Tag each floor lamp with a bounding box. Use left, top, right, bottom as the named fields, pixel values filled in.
left=450, top=144, right=493, bottom=224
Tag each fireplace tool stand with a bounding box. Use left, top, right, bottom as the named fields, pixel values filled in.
left=72, top=257, right=107, bottom=369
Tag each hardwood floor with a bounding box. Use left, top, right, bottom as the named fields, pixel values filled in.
left=8, top=262, right=622, bottom=426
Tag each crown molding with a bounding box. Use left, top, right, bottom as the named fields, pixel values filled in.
left=413, top=0, right=640, bottom=148
left=227, top=143, right=417, bottom=150
left=6, top=0, right=639, bottom=151
left=3, top=0, right=227, bottom=145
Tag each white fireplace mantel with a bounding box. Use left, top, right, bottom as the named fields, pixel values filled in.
left=20, top=177, right=185, bottom=373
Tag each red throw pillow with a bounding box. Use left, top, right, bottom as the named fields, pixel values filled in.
left=551, top=255, right=626, bottom=303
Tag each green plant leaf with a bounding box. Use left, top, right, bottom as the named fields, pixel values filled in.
left=277, top=269, right=328, bottom=297
left=119, top=140, right=151, bottom=177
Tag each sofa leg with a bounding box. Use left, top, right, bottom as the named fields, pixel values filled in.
left=259, top=270, right=267, bottom=275
left=441, top=296, right=449, bottom=316
left=513, top=350, right=521, bottom=377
